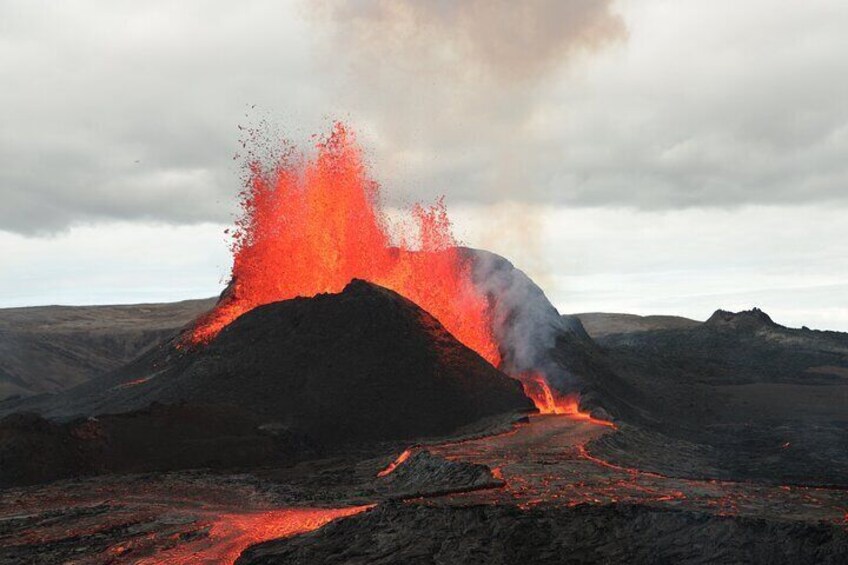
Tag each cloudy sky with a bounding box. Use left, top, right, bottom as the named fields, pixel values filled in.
left=2, top=0, right=847, bottom=330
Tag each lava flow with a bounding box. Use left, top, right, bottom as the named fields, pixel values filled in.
left=188, top=122, right=500, bottom=367
left=376, top=448, right=413, bottom=478
left=134, top=506, right=372, bottom=565
left=428, top=415, right=848, bottom=524
left=518, top=372, right=616, bottom=427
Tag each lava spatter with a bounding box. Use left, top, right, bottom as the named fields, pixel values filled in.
left=187, top=123, right=500, bottom=367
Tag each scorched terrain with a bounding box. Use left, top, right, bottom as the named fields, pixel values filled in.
left=1, top=125, right=846, bottom=564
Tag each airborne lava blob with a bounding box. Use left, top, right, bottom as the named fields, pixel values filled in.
left=188, top=122, right=500, bottom=366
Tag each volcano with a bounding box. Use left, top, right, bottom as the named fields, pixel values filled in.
left=112, top=278, right=531, bottom=444
left=0, top=279, right=531, bottom=485
left=4, top=122, right=847, bottom=563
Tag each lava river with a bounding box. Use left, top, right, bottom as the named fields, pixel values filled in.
left=3, top=413, right=847, bottom=563
left=0, top=475, right=370, bottom=565
left=422, top=414, right=848, bottom=525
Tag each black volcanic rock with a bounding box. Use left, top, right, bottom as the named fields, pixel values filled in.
left=24, top=280, right=532, bottom=449
left=705, top=307, right=778, bottom=331
left=0, top=404, right=298, bottom=487
left=0, top=412, right=89, bottom=486
left=238, top=502, right=848, bottom=565
left=587, top=308, right=848, bottom=485
left=375, top=449, right=500, bottom=499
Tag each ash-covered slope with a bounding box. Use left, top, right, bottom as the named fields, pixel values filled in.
left=29, top=279, right=532, bottom=446
left=589, top=308, right=848, bottom=485
left=0, top=299, right=215, bottom=400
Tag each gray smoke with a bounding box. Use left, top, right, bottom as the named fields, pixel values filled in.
left=309, top=0, right=626, bottom=84
left=465, top=248, right=589, bottom=392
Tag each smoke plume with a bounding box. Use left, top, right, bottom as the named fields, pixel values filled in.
left=310, top=0, right=626, bottom=83
left=306, top=0, right=627, bottom=207
left=467, top=248, right=589, bottom=392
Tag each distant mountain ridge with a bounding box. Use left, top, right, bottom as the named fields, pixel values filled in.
left=574, top=312, right=700, bottom=339
left=0, top=299, right=215, bottom=400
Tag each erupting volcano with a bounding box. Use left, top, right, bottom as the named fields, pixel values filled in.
left=188, top=122, right=499, bottom=367
left=4, top=123, right=847, bottom=564
left=6, top=2, right=846, bottom=561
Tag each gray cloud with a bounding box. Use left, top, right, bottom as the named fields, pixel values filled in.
left=2, top=0, right=847, bottom=236
left=310, top=0, right=848, bottom=211
left=310, top=0, right=626, bottom=83
left=0, top=0, right=327, bottom=234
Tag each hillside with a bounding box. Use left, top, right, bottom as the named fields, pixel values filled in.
left=0, top=280, right=532, bottom=485
left=0, top=299, right=215, bottom=400
left=574, top=312, right=701, bottom=339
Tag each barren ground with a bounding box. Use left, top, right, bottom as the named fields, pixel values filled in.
left=4, top=415, right=847, bottom=564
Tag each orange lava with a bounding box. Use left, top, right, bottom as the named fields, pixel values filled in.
left=135, top=506, right=372, bottom=565
left=377, top=448, right=414, bottom=478
left=187, top=122, right=499, bottom=366
left=518, top=372, right=615, bottom=427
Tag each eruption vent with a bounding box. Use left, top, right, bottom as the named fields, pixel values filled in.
left=518, top=372, right=615, bottom=427
left=189, top=123, right=499, bottom=366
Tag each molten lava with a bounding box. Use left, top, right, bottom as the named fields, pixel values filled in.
left=377, top=448, right=414, bottom=478
left=518, top=372, right=615, bottom=427
left=188, top=122, right=499, bottom=366
left=135, top=506, right=372, bottom=565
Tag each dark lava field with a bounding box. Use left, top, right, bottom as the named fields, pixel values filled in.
left=1, top=254, right=847, bottom=564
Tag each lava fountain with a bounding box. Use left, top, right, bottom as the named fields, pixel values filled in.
left=188, top=122, right=500, bottom=367
left=188, top=122, right=600, bottom=419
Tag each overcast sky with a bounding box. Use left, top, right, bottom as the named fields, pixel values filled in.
left=2, top=0, right=847, bottom=330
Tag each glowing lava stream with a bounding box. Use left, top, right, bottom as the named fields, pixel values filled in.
left=133, top=506, right=372, bottom=565
left=376, top=401, right=614, bottom=479
left=518, top=372, right=616, bottom=428
left=423, top=415, right=848, bottom=523
left=377, top=448, right=414, bottom=478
